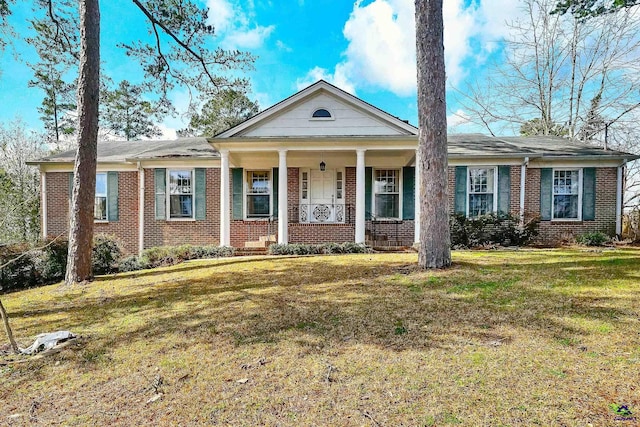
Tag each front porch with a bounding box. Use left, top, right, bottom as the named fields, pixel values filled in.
left=215, top=145, right=420, bottom=249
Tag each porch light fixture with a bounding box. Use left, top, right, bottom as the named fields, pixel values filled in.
left=319, top=160, right=326, bottom=171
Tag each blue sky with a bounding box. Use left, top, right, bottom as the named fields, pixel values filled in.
left=0, top=0, right=524, bottom=138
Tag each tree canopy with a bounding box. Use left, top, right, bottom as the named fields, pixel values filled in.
left=554, top=0, right=639, bottom=17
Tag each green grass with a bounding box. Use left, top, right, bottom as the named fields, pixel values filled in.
left=1, top=248, right=640, bottom=426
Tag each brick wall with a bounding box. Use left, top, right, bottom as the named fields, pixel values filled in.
left=45, top=171, right=139, bottom=254
left=527, top=167, right=618, bottom=245
left=143, top=168, right=220, bottom=249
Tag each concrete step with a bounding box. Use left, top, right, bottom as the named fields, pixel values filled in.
left=259, top=234, right=277, bottom=242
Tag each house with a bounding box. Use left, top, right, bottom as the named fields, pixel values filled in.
left=29, top=80, right=639, bottom=254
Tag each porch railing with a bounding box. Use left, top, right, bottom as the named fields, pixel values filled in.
left=246, top=215, right=276, bottom=242
left=289, top=204, right=355, bottom=224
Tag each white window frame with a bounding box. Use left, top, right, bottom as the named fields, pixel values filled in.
left=94, top=172, right=108, bottom=222
left=466, top=166, right=498, bottom=218
left=245, top=170, right=272, bottom=220
left=309, top=107, right=335, bottom=121
left=552, top=168, right=583, bottom=221
left=167, top=169, right=195, bottom=221
left=372, top=168, right=402, bottom=220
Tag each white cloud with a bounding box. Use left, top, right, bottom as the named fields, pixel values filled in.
left=296, top=65, right=357, bottom=95
left=300, top=0, right=523, bottom=96
left=206, top=0, right=275, bottom=49
left=276, top=40, right=292, bottom=52
left=447, top=109, right=471, bottom=128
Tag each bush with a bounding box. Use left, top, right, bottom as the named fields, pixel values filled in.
left=118, top=255, right=146, bottom=272
left=36, top=237, right=69, bottom=283
left=576, top=231, right=610, bottom=247
left=268, top=242, right=371, bottom=255
left=450, top=213, right=540, bottom=249
left=0, top=243, right=38, bottom=292
left=92, top=234, right=123, bottom=275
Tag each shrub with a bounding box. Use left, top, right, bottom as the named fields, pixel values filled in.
left=576, top=231, right=610, bottom=247
left=450, top=213, right=540, bottom=249
left=92, top=235, right=123, bottom=275
left=0, top=243, right=38, bottom=292
left=118, top=255, right=146, bottom=272
left=268, top=242, right=371, bottom=255
left=36, top=237, right=69, bottom=283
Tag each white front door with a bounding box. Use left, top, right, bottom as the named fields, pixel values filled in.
left=310, top=169, right=335, bottom=206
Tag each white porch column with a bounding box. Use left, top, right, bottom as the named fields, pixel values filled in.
left=414, top=151, right=421, bottom=244
left=278, top=149, right=288, bottom=244
left=138, top=164, right=145, bottom=255
left=616, top=162, right=625, bottom=236
left=355, top=149, right=366, bottom=244
left=220, top=150, right=231, bottom=246
left=40, top=171, right=47, bottom=239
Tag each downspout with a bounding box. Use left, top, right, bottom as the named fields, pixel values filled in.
left=40, top=168, right=47, bottom=239
left=138, top=162, right=145, bottom=255
left=616, top=160, right=626, bottom=236
left=519, top=157, right=529, bottom=225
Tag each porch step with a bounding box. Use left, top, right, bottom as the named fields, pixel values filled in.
left=235, top=247, right=268, bottom=256
left=244, top=235, right=277, bottom=248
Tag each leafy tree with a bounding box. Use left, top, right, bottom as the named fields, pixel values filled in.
left=415, top=0, right=451, bottom=269
left=520, top=118, right=569, bottom=137
left=179, top=89, right=259, bottom=137
left=101, top=80, right=169, bottom=140
left=554, top=0, right=639, bottom=17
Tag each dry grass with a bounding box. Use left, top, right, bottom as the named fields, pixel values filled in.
left=1, top=249, right=639, bottom=426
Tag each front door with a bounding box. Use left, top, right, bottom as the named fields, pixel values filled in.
left=308, top=169, right=335, bottom=222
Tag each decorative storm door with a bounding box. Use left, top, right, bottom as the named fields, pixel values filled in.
left=300, top=169, right=345, bottom=223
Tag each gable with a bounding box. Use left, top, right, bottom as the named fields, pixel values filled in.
left=216, top=80, right=417, bottom=138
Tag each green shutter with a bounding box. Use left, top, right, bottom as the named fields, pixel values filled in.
left=154, top=168, right=166, bottom=220
left=68, top=172, right=74, bottom=198
left=454, top=166, right=467, bottom=215
left=194, top=168, right=206, bottom=220
left=582, top=167, right=596, bottom=221
left=272, top=167, right=279, bottom=218
left=402, top=166, right=415, bottom=220
left=540, top=168, right=552, bottom=221
left=232, top=168, right=243, bottom=220
left=365, top=167, right=372, bottom=219
left=107, top=171, right=119, bottom=221
left=497, top=166, right=511, bottom=215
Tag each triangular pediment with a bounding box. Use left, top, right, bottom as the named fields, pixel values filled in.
left=216, top=80, right=417, bottom=138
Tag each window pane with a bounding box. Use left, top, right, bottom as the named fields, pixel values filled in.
left=94, top=196, right=107, bottom=220
left=469, top=194, right=493, bottom=217
left=249, top=171, right=270, bottom=194
left=374, top=170, right=398, bottom=193
left=553, top=194, right=578, bottom=219
left=170, top=195, right=193, bottom=218
left=375, top=194, right=399, bottom=218
left=95, top=173, right=107, bottom=196
left=247, top=195, right=270, bottom=217
left=169, top=171, right=192, bottom=195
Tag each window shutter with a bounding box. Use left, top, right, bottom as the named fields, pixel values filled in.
left=194, top=168, right=206, bottom=220
left=454, top=166, right=467, bottom=215
left=232, top=168, right=243, bottom=220
left=272, top=167, right=278, bottom=218
left=540, top=168, right=552, bottom=220
left=107, top=171, right=119, bottom=221
left=582, top=167, right=596, bottom=221
left=365, top=167, right=372, bottom=220
left=402, top=166, right=415, bottom=220
left=497, top=165, right=511, bottom=215
left=154, top=168, right=166, bottom=220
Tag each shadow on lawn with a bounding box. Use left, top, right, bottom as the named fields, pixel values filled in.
left=9, top=251, right=639, bottom=365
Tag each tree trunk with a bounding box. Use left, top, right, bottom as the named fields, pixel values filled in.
left=0, top=298, right=19, bottom=354
left=65, top=0, right=100, bottom=285
left=415, top=0, right=451, bottom=269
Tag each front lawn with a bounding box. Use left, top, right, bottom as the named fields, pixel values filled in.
left=1, top=249, right=639, bottom=425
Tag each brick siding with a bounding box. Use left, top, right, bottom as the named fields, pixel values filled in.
left=44, top=165, right=620, bottom=250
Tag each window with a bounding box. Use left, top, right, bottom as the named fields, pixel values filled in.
left=468, top=167, right=496, bottom=217
left=95, top=173, right=107, bottom=221
left=247, top=170, right=271, bottom=218
left=311, top=108, right=332, bottom=119
left=301, top=171, right=308, bottom=200
left=374, top=169, right=400, bottom=218
left=336, top=171, right=343, bottom=200
left=168, top=170, right=194, bottom=219
left=553, top=169, right=581, bottom=219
